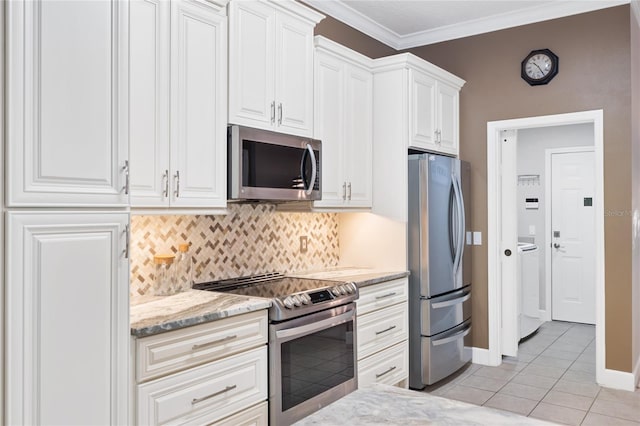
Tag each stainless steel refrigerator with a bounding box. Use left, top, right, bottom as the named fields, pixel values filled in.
left=408, top=153, right=472, bottom=389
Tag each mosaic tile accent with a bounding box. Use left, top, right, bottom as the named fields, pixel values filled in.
left=130, top=203, right=340, bottom=296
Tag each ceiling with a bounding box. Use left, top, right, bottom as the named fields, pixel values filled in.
left=303, top=0, right=630, bottom=49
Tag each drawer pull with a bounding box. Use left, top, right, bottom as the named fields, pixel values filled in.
left=431, top=292, right=471, bottom=309
left=375, top=366, right=397, bottom=379
left=375, top=325, right=397, bottom=335
left=375, top=292, right=397, bottom=300
left=191, top=385, right=236, bottom=405
left=192, top=334, right=237, bottom=350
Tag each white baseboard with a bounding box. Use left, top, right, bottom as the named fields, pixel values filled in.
left=472, top=347, right=497, bottom=366
left=599, top=367, right=636, bottom=391
left=539, top=309, right=551, bottom=322
left=634, top=354, right=640, bottom=389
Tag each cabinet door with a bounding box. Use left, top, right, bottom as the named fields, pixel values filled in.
left=6, top=212, right=129, bottom=425
left=275, top=11, right=314, bottom=137
left=6, top=0, right=129, bottom=207
left=228, top=1, right=276, bottom=131
left=170, top=0, right=227, bottom=207
left=313, top=51, right=346, bottom=208
left=130, top=0, right=171, bottom=207
left=345, top=65, right=373, bottom=207
left=436, top=82, right=460, bottom=156
left=408, top=69, right=437, bottom=151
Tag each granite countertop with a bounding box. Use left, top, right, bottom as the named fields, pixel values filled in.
left=289, top=267, right=409, bottom=288
left=130, top=290, right=271, bottom=338
left=295, top=383, right=556, bottom=425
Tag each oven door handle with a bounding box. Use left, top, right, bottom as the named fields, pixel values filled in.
left=275, top=308, right=354, bottom=341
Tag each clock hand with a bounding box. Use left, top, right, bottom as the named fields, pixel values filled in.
left=533, top=62, right=544, bottom=74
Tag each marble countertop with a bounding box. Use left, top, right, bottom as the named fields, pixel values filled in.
left=130, top=290, right=271, bottom=338
left=295, top=383, right=556, bottom=425
left=289, top=267, right=409, bottom=288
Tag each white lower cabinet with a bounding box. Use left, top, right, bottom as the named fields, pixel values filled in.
left=6, top=212, right=130, bottom=425
left=134, top=310, right=268, bottom=425
left=356, top=278, right=409, bottom=388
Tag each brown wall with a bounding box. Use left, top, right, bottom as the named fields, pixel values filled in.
left=314, top=14, right=396, bottom=58
left=407, top=6, right=633, bottom=371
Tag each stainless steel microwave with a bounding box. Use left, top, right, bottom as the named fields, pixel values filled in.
left=228, top=125, right=321, bottom=201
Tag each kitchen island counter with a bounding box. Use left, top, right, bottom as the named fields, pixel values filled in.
left=130, top=290, right=271, bottom=338
left=294, top=383, right=555, bottom=425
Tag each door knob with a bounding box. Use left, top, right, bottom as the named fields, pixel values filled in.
left=504, top=249, right=512, bottom=256
left=553, top=243, right=561, bottom=249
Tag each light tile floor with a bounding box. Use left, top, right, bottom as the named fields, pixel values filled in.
left=423, top=321, right=640, bottom=425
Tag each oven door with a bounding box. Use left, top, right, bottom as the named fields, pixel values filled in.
left=269, top=303, right=357, bottom=426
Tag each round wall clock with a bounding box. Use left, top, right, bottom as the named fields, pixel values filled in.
left=521, top=49, right=559, bottom=86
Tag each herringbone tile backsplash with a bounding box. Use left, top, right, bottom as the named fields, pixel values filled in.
left=130, top=204, right=339, bottom=296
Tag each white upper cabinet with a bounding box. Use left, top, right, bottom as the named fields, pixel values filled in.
left=229, top=0, right=323, bottom=138
left=314, top=37, right=373, bottom=209
left=130, top=0, right=227, bottom=208
left=6, top=0, right=129, bottom=207
left=373, top=54, right=464, bottom=158
left=408, top=67, right=461, bottom=156
left=6, top=212, right=130, bottom=425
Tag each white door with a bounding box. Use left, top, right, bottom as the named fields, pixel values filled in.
left=6, top=212, right=129, bottom=425
left=551, top=150, right=596, bottom=324
left=129, top=0, right=171, bottom=207
left=170, top=0, right=227, bottom=208
left=313, top=51, right=346, bottom=207
left=500, top=130, right=519, bottom=356
left=275, top=11, right=314, bottom=137
left=7, top=0, right=129, bottom=207
left=228, top=1, right=275, bottom=130
left=344, top=64, right=373, bottom=207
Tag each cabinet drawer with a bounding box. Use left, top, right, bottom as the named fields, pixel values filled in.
left=357, top=303, right=408, bottom=360
left=213, top=401, right=267, bottom=426
left=358, top=341, right=408, bottom=388
left=137, top=346, right=267, bottom=425
left=136, top=310, right=268, bottom=382
left=356, top=278, right=408, bottom=316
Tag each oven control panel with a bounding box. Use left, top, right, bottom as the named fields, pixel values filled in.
left=282, top=282, right=357, bottom=309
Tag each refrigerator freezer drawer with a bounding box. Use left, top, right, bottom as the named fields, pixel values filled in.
left=418, top=319, right=472, bottom=386
left=421, top=286, right=471, bottom=336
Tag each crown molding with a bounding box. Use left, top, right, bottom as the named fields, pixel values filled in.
left=304, top=0, right=630, bottom=49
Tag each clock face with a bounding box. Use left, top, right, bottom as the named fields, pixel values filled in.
left=525, top=53, right=553, bottom=80
left=521, top=49, right=558, bottom=86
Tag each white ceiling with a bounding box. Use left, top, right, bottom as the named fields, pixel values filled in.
left=304, top=0, right=631, bottom=49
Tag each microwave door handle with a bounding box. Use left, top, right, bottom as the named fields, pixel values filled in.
left=303, top=144, right=317, bottom=196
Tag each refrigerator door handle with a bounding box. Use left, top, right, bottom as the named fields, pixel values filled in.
left=453, top=173, right=466, bottom=274
left=431, top=323, right=472, bottom=346
left=451, top=175, right=462, bottom=273
left=449, top=178, right=457, bottom=263
left=431, top=291, right=471, bottom=309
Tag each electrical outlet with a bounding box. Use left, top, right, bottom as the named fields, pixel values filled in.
left=300, top=236, right=308, bottom=253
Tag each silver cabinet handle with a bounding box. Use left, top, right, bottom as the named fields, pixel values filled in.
left=375, top=366, right=396, bottom=379
left=278, top=102, right=283, bottom=125
left=375, top=292, right=397, bottom=300
left=270, top=101, right=275, bottom=124
left=123, top=224, right=130, bottom=259
left=347, top=182, right=352, bottom=200
left=192, top=334, right=237, bottom=351
left=191, top=385, right=236, bottom=405
left=162, top=169, right=169, bottom=198
left=342, top=182, right=346, bottom=200
left=122, top=160, right=130, bottom=195
left=375, top=325, right=397, bottom=335
left=174, top=170, right=180, bottom=198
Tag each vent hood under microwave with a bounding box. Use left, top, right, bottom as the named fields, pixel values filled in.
left=228, top=125, right=322, bottom=202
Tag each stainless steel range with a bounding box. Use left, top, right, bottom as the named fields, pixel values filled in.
left=193, top=273, right=358, bottom=425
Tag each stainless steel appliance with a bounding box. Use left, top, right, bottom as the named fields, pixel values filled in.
left=193, top=273, right=357, bottom=425
left=408, top=153, right=472, bottom=389
left=228, top=125, right=321, bottom=201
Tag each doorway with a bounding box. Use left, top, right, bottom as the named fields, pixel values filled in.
left=486, top=110, right=610, bottom=387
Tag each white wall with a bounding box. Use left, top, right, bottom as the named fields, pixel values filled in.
left=517, top=123, right=594, bottom=311
left=338, top=212, right=407, bottom=271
